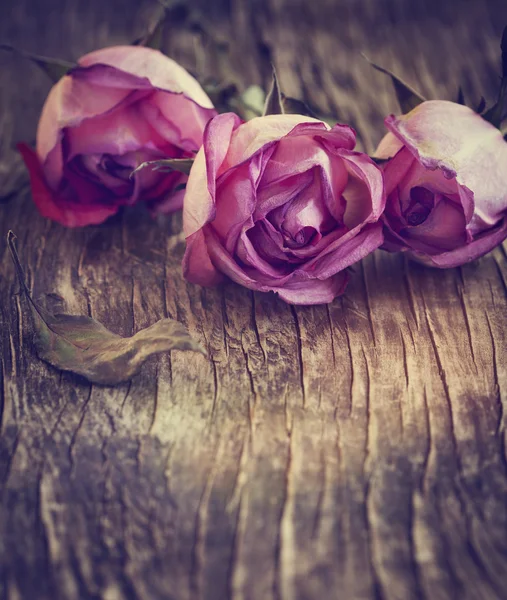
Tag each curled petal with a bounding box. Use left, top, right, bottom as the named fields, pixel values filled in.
left=18, top=143, right=119, bottom=227
left=385, top=100, right=507, bottom=234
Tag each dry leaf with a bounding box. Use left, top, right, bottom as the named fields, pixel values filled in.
left=130, top=157, right=194, bottom=178
left=362, top=54, right=425, bottom=114
left=0, top=44, right=74, bottom=82
left=7, top=231, right=206, bottom=385
left=263, top=67, right=284, bottom=116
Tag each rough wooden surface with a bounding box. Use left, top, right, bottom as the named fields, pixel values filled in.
left=1, top=1, right=507, bottom=599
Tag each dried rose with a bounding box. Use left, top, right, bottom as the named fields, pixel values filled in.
left=376, top=100, right=507, bottom=267
left=182, top=113, right=385, bottom=305
left=19, top=45, right=216, bottom=227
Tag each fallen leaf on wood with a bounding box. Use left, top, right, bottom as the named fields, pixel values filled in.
left=7, top=231, right=206, bottom=386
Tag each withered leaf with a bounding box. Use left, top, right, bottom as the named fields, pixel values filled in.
left=477, top=96, right=487, bottom=114
left=130, top=157, right=194, bottom=178
left=263, top=66, right=284, bottom=116
left=363, top=54, right=425, bottom=114
left=281, top=95, right=317, bottom=118
left=7, top=231, right=206, bottom=386
left=281, top=94, right=338, bottom=128
left=482, top=26, right=507, bottom=128
left=0, top=44, right=75, bottom=82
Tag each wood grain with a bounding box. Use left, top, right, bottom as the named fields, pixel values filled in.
left=1, top=0, right=507, bottom=598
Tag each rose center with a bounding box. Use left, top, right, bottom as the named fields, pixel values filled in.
left=403, top=186, right=434, bottom=227
left=99, top=155, right=133, bottom=182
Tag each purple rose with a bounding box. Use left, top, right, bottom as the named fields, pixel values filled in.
left=182, top=113, right=385, bottom=305
left=376, top=100, right=507, bottom=267
left=19, top=45, right=217, bottom=227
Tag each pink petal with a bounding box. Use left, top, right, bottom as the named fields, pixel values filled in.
left=374, top=131, right=404, bottom=159
left=385, top=100, right=507, bottom=234
left=18, top=143, right=119, bottom=227
left=212, top=153, right=263, bottom=252
left=411, top=219, right=507, bottom=267
left=273, top=272, right=349, bottom=305
left=340, top=151, right=385, bottom=223
left=223, top=114, right=327, bottom=170
left=183, top=113, right=241, bottom=239
left=78, top=46, right=215, bottom=109
left=402, top=195, right=467, bottom=250
left=183, top=230, right=224, bottom=286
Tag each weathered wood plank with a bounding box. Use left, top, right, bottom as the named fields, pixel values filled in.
left=1, top=0, right=507, bottom=599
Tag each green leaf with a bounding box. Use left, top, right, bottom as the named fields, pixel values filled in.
left=7, top=231, right=206, bottom=386
left=362, top=54, right=425, bottom=113
left=0, top=44, right=74, bottom=82
left=130, top=158, right=194, bottom=179
left=263, top=67, right=284, bottom=116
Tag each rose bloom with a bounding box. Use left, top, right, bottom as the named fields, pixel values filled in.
left=19, top=45, right=216, bottom=227
left=376, top=100, right=507, bottom=267
left=182, top=113, right=385, bottom=305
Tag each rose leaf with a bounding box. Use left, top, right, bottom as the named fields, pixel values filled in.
left=0, top=44, right=75, bottom=82
left=281, top=94, right=338, bottom=127
left=130, top=158, right=194, bottom=178
left=482, top=26, right=507, bottom=128
left=263, top=66, right=284, bottom=116
left=7, top=231, right=206, bottom=386
left=362, top=54, right=425, bottom=114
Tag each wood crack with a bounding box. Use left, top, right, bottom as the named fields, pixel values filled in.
left=290, top=306, right=306, bottom=409
left=360, top=262, right=377, bottom=346
left=456, top=281, right=478, bottom=372
left=250, top=291, right=266, bottom=363
left=422, top=298, right=460, bottom=468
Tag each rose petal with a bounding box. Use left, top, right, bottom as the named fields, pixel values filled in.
left=223, top=114, right=327, bottom=170
left=410, top=219, right=507, bottom=267
left=36, top=75, right=132, bottom=165
left=183, top=229, right=225, bottom=286
left=18, top=143, right=119, bottom=227
left=78, top=45, right=215, bottom=109
left=212, top=153, right=263, bottom=253
left=302, top=222, right=384, bottom=278
left=402, top=195, right=467, bottom=250
left=375, top=131, right=404, bottom=159
left=66, top=101, right=165, bottom=158
left=183, top=112, right=242, bottom=238
left=273, top=272, right=349, bottom=305
left=340, top=151, right=386, bottom=222
left=385, top=100, right=507, bottom=233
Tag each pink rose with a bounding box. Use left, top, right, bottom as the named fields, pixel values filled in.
left=376, top=100, right=507, bottom=267
left=19, top=45, right=216, bottom=227
left=182, top=113, right=385, bottom=305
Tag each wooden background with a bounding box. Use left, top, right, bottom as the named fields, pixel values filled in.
left=1, top=0, right=507, bottom=598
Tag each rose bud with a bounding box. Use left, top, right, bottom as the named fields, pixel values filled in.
left=19, top=45, right=217, bottom=227
left=182, top=113, right=385, bottom=305
left=376, top=100, right=507, bottom=267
